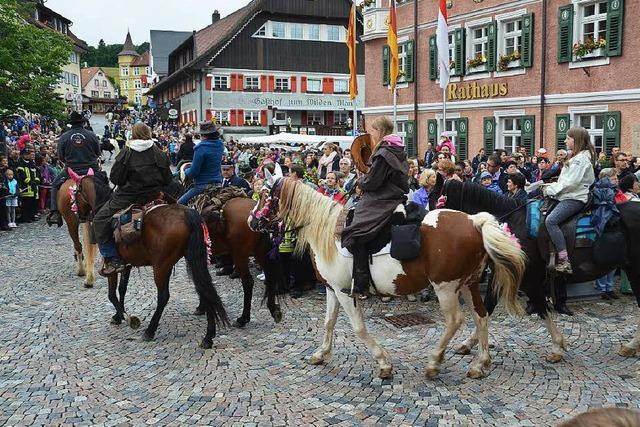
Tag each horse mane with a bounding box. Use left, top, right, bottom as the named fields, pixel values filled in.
left=278, top=178, right=341, bottom=263
left=447, top=180, right=524, bottom=216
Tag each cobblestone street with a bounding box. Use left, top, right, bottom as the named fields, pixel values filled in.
left=1, top=220, right=639, bottom=426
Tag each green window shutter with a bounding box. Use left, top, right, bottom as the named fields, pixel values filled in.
left=427, top=119, right=438, bottom=146
left=453, top=28, right=466, bottom=76
left=521, top=116, right=536, bottom=156
left=405, top=40, right=415, bottom=83
left=606, top=0, right=624, bottom=57
left=486, top=21, right=497, bottom=72
left=405, top=120, right=417, bottom=157
left=428, top=35, right=437, bottom=81
left=603, top=111, right=621, bottom=157
left=456, top=118, right=468, bottom=161
left=382, top=45, right=390, bottom=86
left=557, top=5, right=574, bottom=63
left=521, top=13, right=534, bottom=68
left=483, top=117, right=495, bottom=154
left=555, top=114, right=570, bottom=152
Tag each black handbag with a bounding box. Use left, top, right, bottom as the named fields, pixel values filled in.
left=390, top=223, right=421, bottom=261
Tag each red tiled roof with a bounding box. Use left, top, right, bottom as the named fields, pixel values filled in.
left=194, top=2, right=262, bottom=57
left=80, top=67, right=101, bottom=87
left=131, top=51, right=150, bottom=67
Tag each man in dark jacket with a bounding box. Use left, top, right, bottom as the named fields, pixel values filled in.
left=342, top=117, right=409, bottom=296
left=176, top=134, right=195, bottom=165
left=92, top=123, right=172, bottom=276
left=47, top=112, right=101, bottom=226
left=221, top=160, right=252, bottom=194
left=177, top=123, right=223, bottom=205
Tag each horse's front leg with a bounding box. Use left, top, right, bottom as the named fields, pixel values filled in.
left=143, top=267, right=171, bottom=341
left=309, top=287, right=340, bottom=365
left=620, top=268, right=640, bottom=357
left=108, top=274, right=124, bottom=325
left=233, top=252, right=254, bottom=327
left=334, top=289, right=393, bottom=378
left=82, top=223, right=97, bottom=288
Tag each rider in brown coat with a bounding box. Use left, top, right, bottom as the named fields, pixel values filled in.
left=341, top=116, right=409, bottom=296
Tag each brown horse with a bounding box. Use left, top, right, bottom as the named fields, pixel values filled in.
left=105, top=204, right=230, bottom=349
left=250, top=178, right=527, bottom=379
left=58, top=169, right=99, bottom=288
left=200, top=196, right=284, bottom=327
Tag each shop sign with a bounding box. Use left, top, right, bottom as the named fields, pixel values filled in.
left=447, top=82, right=508, bottom=101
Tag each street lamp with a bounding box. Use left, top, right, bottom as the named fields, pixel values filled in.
left=206, top=73, right=214, bottom=122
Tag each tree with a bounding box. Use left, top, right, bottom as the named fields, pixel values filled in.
left=0, top=0, right=72, bottom=118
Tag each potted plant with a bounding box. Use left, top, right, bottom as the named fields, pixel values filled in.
left=467, top=53, right=487, bottom=70
left=497, top=50, right=521, bottom=71
left=573, top=37, right=607, bottom=59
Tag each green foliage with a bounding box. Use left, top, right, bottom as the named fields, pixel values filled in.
left=83, top=39, right=150, bottom=67
left=0, top=0, right=72, bottom=118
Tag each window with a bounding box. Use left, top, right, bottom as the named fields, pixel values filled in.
left=308, top=111, right=323, bottom=125
left=327, top=26, right=340, bottom=41
left=121, top=66, right=129, bottom=76
left=244, top=76, right=260, bottom=91
left=146, top=67, right=151, bottom=75
left=499, top=117, right=522, bottom=154
left=91, top=90, right=99, bottom=97
left=94, top=79, right=99, bottom=87
left=255, top=24, right=266, bottom=37
left=274, top=111, right=287, bottom=122
left=69, top=52, right=78, bottom=63
left=123, top=80, right=129, bottom=90
left=448, top=33, right=456, bottom=75
left=102, top=80, right=107, bottom=87
left=275, top=77, right=290, bottom=92
left=308, top=24, right=320, bottom=40
left=134, top=67, right=140, bottom=76
left=307, top=78, right=322, bottom=93
left=134, top=80, right=142, bottom=89
left=577, top=113, right=605, bottom=153
left=244, top=110, right=261, bottom=125
left=439, top=119, right=458, bottom=150
left=334, top=79, right=348, bottom=94
left=291, top=23, right=303, bottom=39
left=213, top=75, right=229, bottom=90
left=215, top=111, right=230, bottom=124
left=468, top=25, right=489, bottom=71
left=103, top=91, right=111, bottom=98
left=134, top=92, right=142, bottom=105
left=578, top=1, right=608, bottom=58
left=334, top=111, right=349, bottom=125
left=503, top=19, right=523, bottom=56
left=398, top=43, right=409, bottom=83
left=72, top=74, right=78, bottom=87
left=397, top=121, right=409, bottom=144
left=272, top=22, right=285, bottom=38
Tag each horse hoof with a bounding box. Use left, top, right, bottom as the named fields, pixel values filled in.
left=234, top=318, right=249, bottom=328
left=77, top=271, right=86, bottom=277
left=110, top=315, right=122, bottom=325
left=142, top=330, right=154, bottom=341
left=378, top=367, right=393, bottom=379
left=467, top=368, right=485, bottom=379
left=454, top=344, right=471, bottom=355
left=308, top=355, right=325, bottom=365
left=199, top=338, right=213, bottom=349
left=84, top=282, right=93, bottom=289
left=425, top=367, right=439, bottom=380
left=545, top=353, right=563, bottom=363
left=193, top=307, right=206, bottom=316
left=619, top=345, right=637, bottom=358
left=128, top=316, right=141, bottom=330
left=272, top=309, right=283, bottom=324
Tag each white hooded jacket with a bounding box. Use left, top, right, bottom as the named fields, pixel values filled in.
left=544, top=150, right=594, bottom=203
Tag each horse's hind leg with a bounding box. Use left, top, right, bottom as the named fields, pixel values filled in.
left=309, top=288, right=340, bottom=365
left=334, top=290, right=392, bottom=379
left=82, top=222, right=97, bottom=288
left=65, top=214, right=84, bottom=277
left=620, top=267, right=640, bottom=357
left=234, top=252, right=254, bottom=328
left=426, top=282, right=465, bottom=379
left=143, top=266, right=171, bottom=341
left=461, top=283, right=491, bottom=379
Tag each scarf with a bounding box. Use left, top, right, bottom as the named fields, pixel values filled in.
left=318, top=151, right=337, bottom=168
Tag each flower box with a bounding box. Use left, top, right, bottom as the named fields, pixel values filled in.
left=573, top=37, right=607, bottom=59
left=497, top=51, right=521, bottom=71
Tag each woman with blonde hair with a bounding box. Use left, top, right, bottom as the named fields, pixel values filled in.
left=341, top=115, right=409, bottom=297
left=543, top=126, right=596, bottom=274
left=411, top=168, right=436, bottom=209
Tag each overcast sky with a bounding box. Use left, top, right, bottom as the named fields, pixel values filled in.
left=46, top=0, right=253, bottom=46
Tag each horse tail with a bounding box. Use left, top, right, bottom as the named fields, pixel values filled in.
left=184, top=208, right=230, bottom=328
left=471, top=212, right=526, bottom=317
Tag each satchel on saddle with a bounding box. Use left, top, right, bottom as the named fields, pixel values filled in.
left=111, top=200, right=166, bottom=246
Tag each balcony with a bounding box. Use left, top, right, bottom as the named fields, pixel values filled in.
left=269, top=124, right=350, bottom=136
left=362, top=6, right=390, bottom=41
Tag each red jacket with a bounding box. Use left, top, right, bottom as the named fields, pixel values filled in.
left=318, top=187, right=347, bottom=205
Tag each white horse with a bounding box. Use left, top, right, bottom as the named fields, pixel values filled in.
left=250, top=178, right=527, bottom=379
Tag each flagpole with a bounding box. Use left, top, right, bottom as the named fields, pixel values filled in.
left=442, top=88, right=446, bottom=137
left=393, top=87, right=398, bottom=131
left=352, top=0, right=358, bottom=136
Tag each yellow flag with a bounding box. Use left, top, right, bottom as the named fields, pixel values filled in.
left=346, top=3, right=358, bottom=100
left=387, top=0, right=399, bottom=91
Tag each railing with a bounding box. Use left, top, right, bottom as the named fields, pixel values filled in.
left=269, top=125, right=350, bottom=136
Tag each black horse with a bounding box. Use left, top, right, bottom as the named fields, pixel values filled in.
left=434, top=179, right=640, bottom=361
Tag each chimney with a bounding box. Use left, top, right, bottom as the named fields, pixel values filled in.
left=212, top=10, right=220, bottom=23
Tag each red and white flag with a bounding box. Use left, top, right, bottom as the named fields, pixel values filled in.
left=436, top=0, right=449, bottom=89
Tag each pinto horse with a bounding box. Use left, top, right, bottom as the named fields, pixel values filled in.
left=249, top=177, right=526, bottom=379
left=58, top=168, right=100, bottom=288
left=435, top=179, right=640, bottom=360
left=199, top=196, right=285, bottom=327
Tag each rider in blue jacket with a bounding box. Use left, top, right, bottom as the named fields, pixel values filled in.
left=177, top=122, right=223, bottom=205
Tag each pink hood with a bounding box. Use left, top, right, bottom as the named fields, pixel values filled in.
left=382, top=134, right=404, bottom=147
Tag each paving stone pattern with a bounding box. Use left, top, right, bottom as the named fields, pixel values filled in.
left=1, top=221, right=639, bottom=426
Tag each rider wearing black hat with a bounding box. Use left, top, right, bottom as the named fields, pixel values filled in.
left=47, top=111, right=101, bottom=226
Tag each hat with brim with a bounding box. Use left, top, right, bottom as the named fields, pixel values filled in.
left=68, top=111, right=85, bottom=125
left=197, top=121, right=221, bottom=136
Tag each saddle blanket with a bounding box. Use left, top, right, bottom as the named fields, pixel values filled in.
left=527, top=200, right=596, bottom=241
left=335, top=241, right=391, bottom=258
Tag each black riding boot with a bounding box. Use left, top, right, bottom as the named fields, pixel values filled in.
left=46, top=185, right=63, bottom=227
left=342, top=245, right=371, bottom=297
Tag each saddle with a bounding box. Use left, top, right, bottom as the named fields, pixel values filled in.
left=111, top=200, right=166, bottom=246
left=337, top=202, right=426, bottom=261
left=189, top=185, right=248, bottom=214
